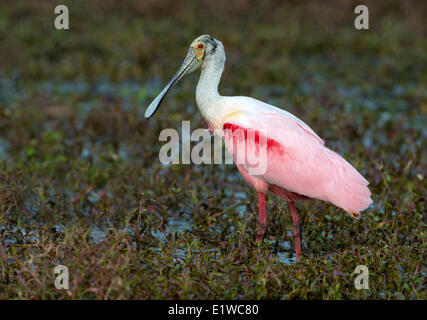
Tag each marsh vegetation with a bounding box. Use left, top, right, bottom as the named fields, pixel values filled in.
left=0, top=1, right=425, bottom=299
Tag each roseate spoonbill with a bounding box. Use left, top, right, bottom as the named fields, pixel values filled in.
left=145, top=35, right=372, bottom=261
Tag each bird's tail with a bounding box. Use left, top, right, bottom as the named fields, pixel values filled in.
left=322, top=148, right=372, bottom=217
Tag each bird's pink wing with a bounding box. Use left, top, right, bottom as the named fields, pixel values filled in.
left=222, top=111, right=372, bottom=214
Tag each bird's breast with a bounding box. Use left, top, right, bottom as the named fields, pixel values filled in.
left=211, top=109, right=244, bottom=129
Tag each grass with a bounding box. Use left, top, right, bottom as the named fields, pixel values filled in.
left=0, top=0, right=426, bottom=299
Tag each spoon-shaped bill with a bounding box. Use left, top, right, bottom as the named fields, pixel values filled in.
left=144, top=79, right=175, bottom=119
left=144, top=48, right=201, bottom=119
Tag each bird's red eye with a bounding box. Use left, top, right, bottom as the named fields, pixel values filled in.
left=198, top=43, right=204, bottom=49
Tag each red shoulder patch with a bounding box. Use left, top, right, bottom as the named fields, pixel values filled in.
left=223, top=122, right=286, bottom=155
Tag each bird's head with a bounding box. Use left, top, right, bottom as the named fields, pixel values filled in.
left=144, top=34, right=220, bottom=119
left=190, top=34, right=220, bottom=62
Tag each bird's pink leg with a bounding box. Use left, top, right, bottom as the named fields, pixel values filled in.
left=256, top=192, right=267, bottom=242
left=288, top=201, right=301, bottom=261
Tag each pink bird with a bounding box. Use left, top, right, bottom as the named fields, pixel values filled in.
left=145, top=35, right=372, bottom=261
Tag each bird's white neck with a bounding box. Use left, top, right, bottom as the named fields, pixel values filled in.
left=196, top=42, right=225, bottom=123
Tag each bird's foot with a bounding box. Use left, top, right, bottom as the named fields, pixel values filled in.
left=256, top=225, right=267, bottom=242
